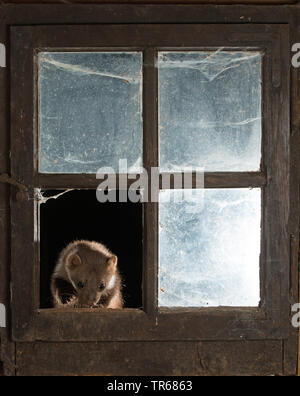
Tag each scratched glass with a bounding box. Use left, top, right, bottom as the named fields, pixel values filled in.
left=158, top=51, right=262, bottom=172
left=159, top=189, right=261, bottom=307
left=39, top=52, right=143, bottom=173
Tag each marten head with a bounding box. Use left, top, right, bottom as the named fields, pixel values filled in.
left=65, top=242, right=118, bottom=308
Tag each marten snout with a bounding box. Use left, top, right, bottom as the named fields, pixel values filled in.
left=75, top=279, right=107, bottom=307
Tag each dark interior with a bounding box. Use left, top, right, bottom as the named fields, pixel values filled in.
left=40, top=189, right=143, bottom=309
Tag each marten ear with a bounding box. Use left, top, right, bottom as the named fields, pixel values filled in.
left=107, top=255, right=118, bottom=271
left=66, top=253, right=82, bottom=271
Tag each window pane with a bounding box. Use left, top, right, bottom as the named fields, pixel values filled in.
left=39, top=52, right=143, bottom=173
left=159, top=189, right=261, bottom=307
left=158, top=51, right=262, bottom=172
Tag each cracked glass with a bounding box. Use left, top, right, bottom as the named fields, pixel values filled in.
left=39, top=52, right=143, bottom=174
left=159, top=189, right=261, bottom=307
left=158, top=51, right=262, bottom=172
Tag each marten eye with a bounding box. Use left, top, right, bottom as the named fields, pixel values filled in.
left=77, top=281, right=85, bottom=289
left=98, top=282, right=105, bottom=291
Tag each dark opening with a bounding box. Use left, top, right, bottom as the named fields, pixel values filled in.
left=40, top=190, right=143, bottom=309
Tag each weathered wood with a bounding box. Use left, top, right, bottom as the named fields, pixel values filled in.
left=0, top=55, right=9, bottom=174
left=259, top=25, right=290, bottom=328
left=23, top=307, right=286, bottom=341
left=0, top=22, right=16, bottom=376
left=197, top=340, right=283, bottom=376
left=0, top=2, right=298, bottom=376
left=9, top=23, right=288, bottom=55
left=285, top=17, right=300, bottom=377
left=38, top=174, right=140, bottom=190
left=283, top=332, right=299, bottom=376
left=0, top=0, right=296, bottom=3
left=0, top=3, right=297, bottom=27
left=0, top=190, right=16, bottom=376
left=16, top=340, right=283, bottom=376
left=161, top=172, right=266, bottom=189
left=10, top=26, right=38, bottom=342
left=37, top=172, right=266, bottom=190
left=143, top=49, right=159, bottom=316
left=10, top=23, right=292, bottom=345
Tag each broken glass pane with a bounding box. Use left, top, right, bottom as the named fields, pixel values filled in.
left=39, top=52, right=143, bottom=173
left=159, top=189, right=261, bottom=307
left=158, top=51, right=262, bottom=172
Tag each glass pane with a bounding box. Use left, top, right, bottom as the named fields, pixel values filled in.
left=159, top=189, right=261, bottom=307
left=39, top=52, right=143, bottom=173
left=158, top=51, right=262, bottom=172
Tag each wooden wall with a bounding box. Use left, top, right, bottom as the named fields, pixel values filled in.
left=0, top=1, right=299, bottom=376
left=0, top=0, right=297, bottom=4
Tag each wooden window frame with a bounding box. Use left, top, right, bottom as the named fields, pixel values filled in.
left=10, top=23, right=290, bottom=343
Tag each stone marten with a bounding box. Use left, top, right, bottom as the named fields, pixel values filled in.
left=51, top=240, right=123, bottom=309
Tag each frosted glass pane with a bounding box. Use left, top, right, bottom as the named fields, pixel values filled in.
left=39, top=52, right=143, bottom=173
left=159, top=189, right=261, bottom=307
left=159, top=52, right=262, bottom=172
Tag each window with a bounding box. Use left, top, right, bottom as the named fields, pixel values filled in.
left=10, top=24, right=291, bottom=344
left=39, top=52, right=143, bottom=174
left=158, top=50, right=262, bottom=308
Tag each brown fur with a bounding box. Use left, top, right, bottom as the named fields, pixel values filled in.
left=51, top=240, right=123, bottom=309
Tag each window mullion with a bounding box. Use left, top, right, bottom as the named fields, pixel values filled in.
left=143, top=48, right=159, bottom=316
left=158, top=172, right=267, bottom=190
